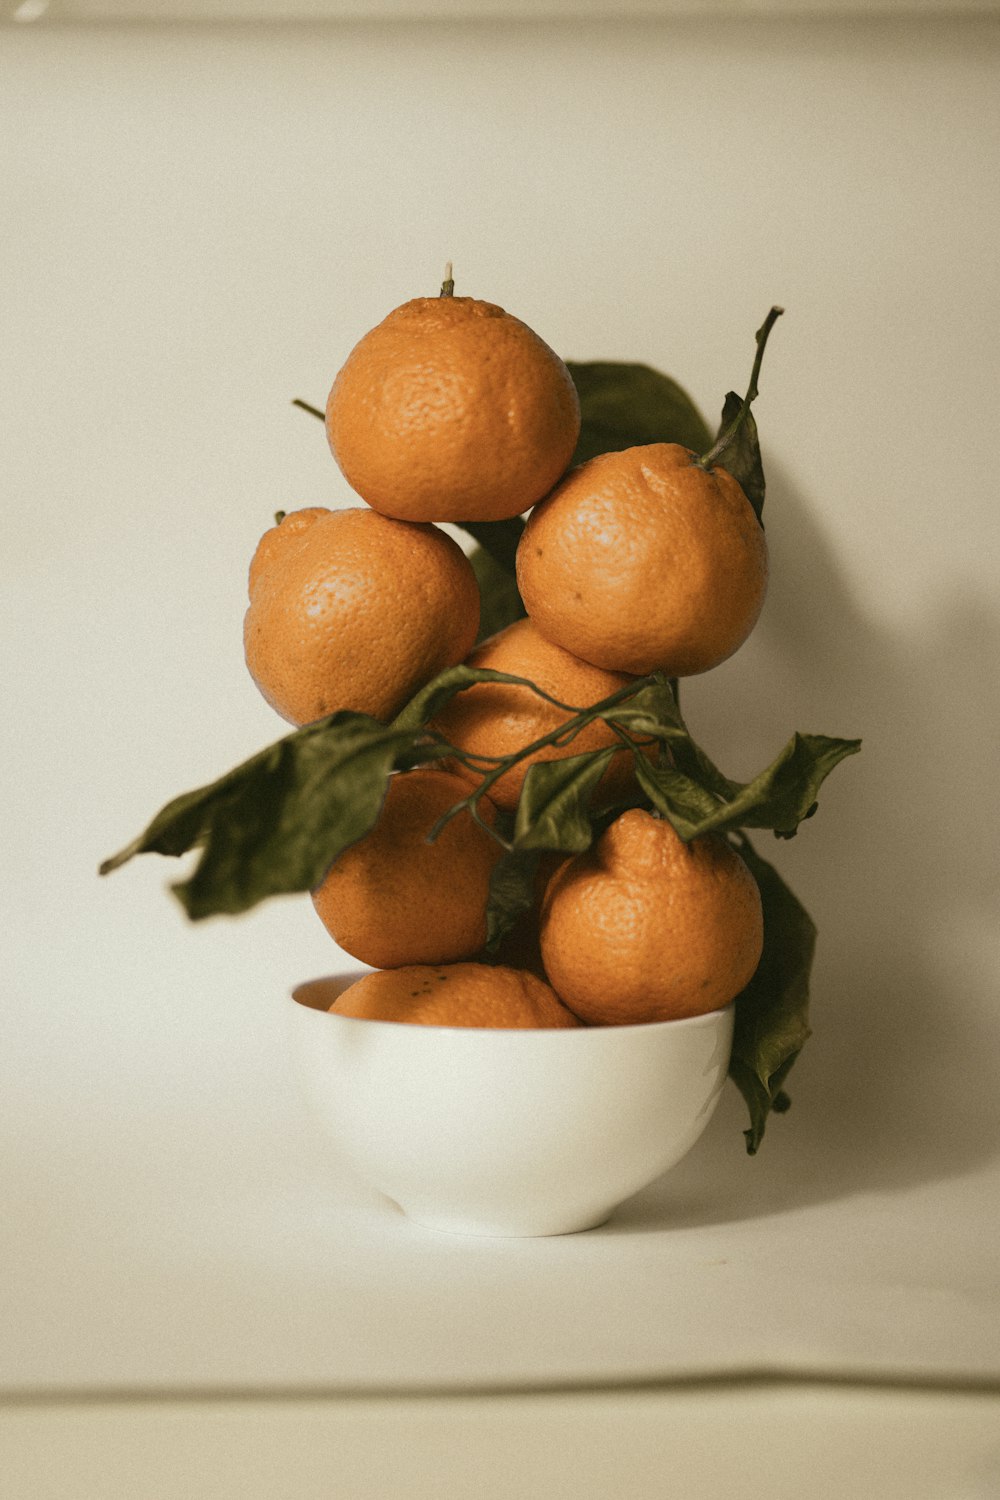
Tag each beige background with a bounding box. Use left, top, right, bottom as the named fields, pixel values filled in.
left=2, top=12, right=999, bottom=1492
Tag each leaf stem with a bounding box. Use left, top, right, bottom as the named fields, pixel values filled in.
left=424, top=676, right=656, bottom=845
left=699, top=306, right=783, bottom=470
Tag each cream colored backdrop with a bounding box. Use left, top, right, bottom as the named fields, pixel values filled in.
left=2, top=16, right=998, bottom=1391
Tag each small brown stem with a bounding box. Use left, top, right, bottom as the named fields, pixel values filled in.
left=292, top=398, right=325, bottom=421
left=440, top=260, right=455, bottom=297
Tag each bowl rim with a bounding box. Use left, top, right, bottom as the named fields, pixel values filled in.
left=290, top=972, right=735, bottom=1037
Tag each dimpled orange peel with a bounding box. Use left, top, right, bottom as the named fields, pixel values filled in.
left=311, top=768, right=504, bottom=969
left=325, top=286, right=581, bottom=524
left=539, top=808, right=764, bottom=1025
left=243, top=506, right=479, bottom=726
left=330, top=963, right=581, bottom=1029
left=516, top=441, right=768, bottom=678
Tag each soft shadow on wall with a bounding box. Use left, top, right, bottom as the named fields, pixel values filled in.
left=609, top=457, right=1000, bottom=1228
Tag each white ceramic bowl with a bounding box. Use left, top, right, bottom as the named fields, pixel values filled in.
left=289, top=973, right=734, bottom=1238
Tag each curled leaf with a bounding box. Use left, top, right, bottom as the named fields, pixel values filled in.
left=597, top=676, right=683, bottom=738
left=635, top=731, right=861, bottom=841
left=100, top=713, right=418, bottom=919
left=699, top=306, right=783, bottom=523
left=391, top=665, right=533, bottom=733
left=712, top=390, right=766, bottom=523
left=484, top=849, right=541, bottom=953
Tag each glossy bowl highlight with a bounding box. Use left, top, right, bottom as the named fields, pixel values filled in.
left=290, top=973, right=734, bottom=1238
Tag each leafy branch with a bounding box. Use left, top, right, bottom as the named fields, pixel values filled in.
left=419, top=675, right=659, bottom=849
left=696, top=307, right=783, bottom=523
left=138, top=320, right=849, bottom=1154
left=100, top=663, right=856, bottom=924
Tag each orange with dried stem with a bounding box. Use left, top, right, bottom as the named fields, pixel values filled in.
left=430, top=617, right=651, bottom=814
left=516, top=308, right=784, bottom=679
left=326, top=288, right=580, bottom=523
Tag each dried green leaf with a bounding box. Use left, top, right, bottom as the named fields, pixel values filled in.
left=597, top=676, right=684, bottom=738
left=633, top=754, right=731, bottom=834
left=391, top=665, right=532, bottom=733
left=635, top=731, right=860, bottom=841
left=100, top=713, right=418, bottom=919
left=712, top=390, right=766, bottom=522
left=484, top=848, right=541, bottom=952
left=513, top=749, right=615, bottom=854
left=729, top=836, right=816, bottom=1153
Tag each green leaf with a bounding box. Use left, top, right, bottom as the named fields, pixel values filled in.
left=513, top=749, right=616, bottom=853
left=99, top=713, right=418, bottom=919
left=483, top=751, right=621, bottom=950
left=634, top=731, right=861, bottom=841
left=633, top=754, right=731, bottom=835
left=666, top=732, right=741, bottom=804
left=566, top=361, right=713, bottom=467
left=468, top=544, right=526, bottom=642
left=711, top=390, right=766, bottom=522
left=453, top=517, right=524, bottom=575
left=734, top=733, right=862, bottom=836
left=596, top=676, right=684, bottom=739
left=484, top=848, right=541, bottom=952
left=729, top=836, right=816, bottom=1153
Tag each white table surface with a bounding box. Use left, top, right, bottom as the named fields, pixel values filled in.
left=3, top=934, right=998, bottom=1396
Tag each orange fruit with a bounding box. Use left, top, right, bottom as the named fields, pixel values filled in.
left=539, top=808, right=763, bottom=1025
left=325, top=296, right=581, bottom=523
left=243, top=506, right=479, bottom=726
left=330, top=962, right=581, bottom=1029
left=516, top=442, right=768, bottom=676
left=312, top=768, right=503, bottom=969
left=429, top=616, right=650, bottom=814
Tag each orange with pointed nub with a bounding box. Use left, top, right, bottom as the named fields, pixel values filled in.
left=326, top=296, right=580, bottom=523
left=540, top=809, right=764, bottom=1025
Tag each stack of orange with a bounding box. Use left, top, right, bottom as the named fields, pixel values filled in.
left=243, top=281, right=765, bottom=1030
